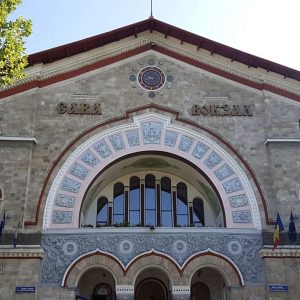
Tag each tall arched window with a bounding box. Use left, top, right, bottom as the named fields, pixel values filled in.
left=145, top=174, right=156, bottom=226
left=161, top=177, right=172, bottom=226
left=113, top=182, right=125, bottom=225
left=0, top=187, right=2, bottom=200
left=193, top=197, right=205, bottom=227
left=129, top=176, right=140, bottom=226
left=176, top=182, right=188, bottom=226
left=97, top=197, right=108, bottom=226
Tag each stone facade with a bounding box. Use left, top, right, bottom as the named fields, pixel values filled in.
left=0, top=18, right=300, bottom=300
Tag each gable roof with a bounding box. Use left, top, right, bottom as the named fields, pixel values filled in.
left=1, top=18, right=300, bottom=100
left=28, top=18, right=300, bottom=81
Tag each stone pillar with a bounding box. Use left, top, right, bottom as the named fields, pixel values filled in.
left=227, top=285, right=245, bottom=300
left=116, top=285, right=134, bottom=300
left=172, top=286, right=190, bottom=300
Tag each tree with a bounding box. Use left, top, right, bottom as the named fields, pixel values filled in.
left=0, top=0, right=32, bottom=86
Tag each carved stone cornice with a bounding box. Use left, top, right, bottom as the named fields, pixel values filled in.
left=261, top=247, right=300, bottom=258
left=0, top=246, right=44, bottom=259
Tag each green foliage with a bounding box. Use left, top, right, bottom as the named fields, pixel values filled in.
left=0, top=0, right=32, bottom=86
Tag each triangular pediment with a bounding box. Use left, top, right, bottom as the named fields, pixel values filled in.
left=1, top=18, right=300, bottom=101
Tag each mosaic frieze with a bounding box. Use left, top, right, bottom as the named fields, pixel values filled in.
left=52, top=211, right=73, bottom=224
left=204, top=151, right=222, bottom=169
left=61, top=177, right=81, bottom=193
left=109, top=134, right=125, bottom=151
left=81, top=150, right=99, bottom=167
left=214, top=164, right=234, bottom=181
left=178, top=135, right=194, bottom=152
left=126, top=130, right=140, bottom=146
left=69, top=162, right=89, bottom=180
left=232, top=210, right=252, bottom=223
left=41, top=232, right=264, bottom=285
left=222, top=178, right=243, bottom=194
left=55, top=194, right=76, bottom=208
left=164, top=130, right=178, bottom=147
left=192, top=142, right=209, bottom=159
left=229, top=194, right=248, bottom=208
left=142, top=122, right=162, bottom=144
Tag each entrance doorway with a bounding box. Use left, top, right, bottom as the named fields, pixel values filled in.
left=135, top=278, right=168, bottom=300
left=93, top=283, right=112, bottom=300
left=191, top=282, right=211, bottom=300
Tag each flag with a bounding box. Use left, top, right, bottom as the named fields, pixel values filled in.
left=0, top=210, right=5, bottom=236
left=272, top=213, right=284, bottom=251
left=288, top=211, right=297, bottom=242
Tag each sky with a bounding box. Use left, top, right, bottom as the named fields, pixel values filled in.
left=9, top=0, right=300, bottom=71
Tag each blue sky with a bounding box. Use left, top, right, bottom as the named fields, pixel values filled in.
left=10, top=0, right=300, bottom=70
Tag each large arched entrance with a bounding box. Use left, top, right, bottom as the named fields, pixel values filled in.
left=190, top=267, right=227, bottom=300
left=77, top=267, right=116, bottom=300
left=135, top=278, right=168, bottom=300
left=134, top=267, right=170, bottom=300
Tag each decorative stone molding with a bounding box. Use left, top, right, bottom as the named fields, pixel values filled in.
left=0, top=136, right=38, bottom=144
left=261, top=247, right=300, bottom=258
left=0, top=247, right=44, bottom=258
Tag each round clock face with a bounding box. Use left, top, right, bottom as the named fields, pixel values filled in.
left=138, top=66, right=165, bottom=90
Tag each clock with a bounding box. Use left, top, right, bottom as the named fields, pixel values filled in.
left=138, top=66, right=165, bottom=90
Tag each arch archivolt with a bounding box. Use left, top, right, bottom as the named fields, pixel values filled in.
left=63, top=249, right=124, bottom=287
left=43, top=112, right=261, bottom=230
left=182, top=249, right=244, bottom=287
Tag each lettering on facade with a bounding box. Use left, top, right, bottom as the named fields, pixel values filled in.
left=57, top=102, right=102, bottom=115
left=191, top=104, right=253, bottom=116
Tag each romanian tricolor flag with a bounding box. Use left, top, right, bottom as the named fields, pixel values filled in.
left=272, top=213, right=284, bottom=251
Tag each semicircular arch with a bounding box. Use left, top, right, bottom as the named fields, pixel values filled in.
left=43, top=111, right=262, bottom=230
left=62, top=250, right=124, bottom=288
left=182, top=250, right=244, bottom=287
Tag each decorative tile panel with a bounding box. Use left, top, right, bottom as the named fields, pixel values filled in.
left=126, top=130, right=140, bottom=146
left=142, top=122, right=162, bottom=144
left=192, top=142, right=209, bottom=159
left=52, top=211, right=73, bottom=224
left=41, top=232, right=264, bottom=285
left=109, top=134, right=125, bottom=151
left=222, top=178, right=243, bottom=194
left=164, top=130, right=178, bottom=147
left=81, top=150, right=99, bottom=167
left=61, top=178, right=81, bottom=193
left=232, top=210, right=252, bottom=223
left=229, top=194, right=248, bottom=208
left=55, top=194, right=76, bottom=208
left=178, top=135, right=194, bottom=152
left=69, top=162, right=89, bottom=180
left=204, top=151, right=222, bottom=169
left=94, top=139, right=112, bottom=158
left=214, top=164, right=234, bottom=181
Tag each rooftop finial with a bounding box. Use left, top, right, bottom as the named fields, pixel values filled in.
left=150, top=0, right=154, bottom=18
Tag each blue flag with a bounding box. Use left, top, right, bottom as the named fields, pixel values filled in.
left=288, top=211, right=297, bottom=242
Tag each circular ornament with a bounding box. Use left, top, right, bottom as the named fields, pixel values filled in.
left=119, top=240, right=133, bottom=254
left=138, top=66, right=165, bottom=90
left=63, top=241, right=78, bottom=256
left=173, top=240, right=187, bottom=254
left=227, top=240, right=242, bottom=255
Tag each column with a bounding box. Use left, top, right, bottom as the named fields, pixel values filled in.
left=116, top=285, right=134, bottom=300
left=172, top=286, right=190, bottom=300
